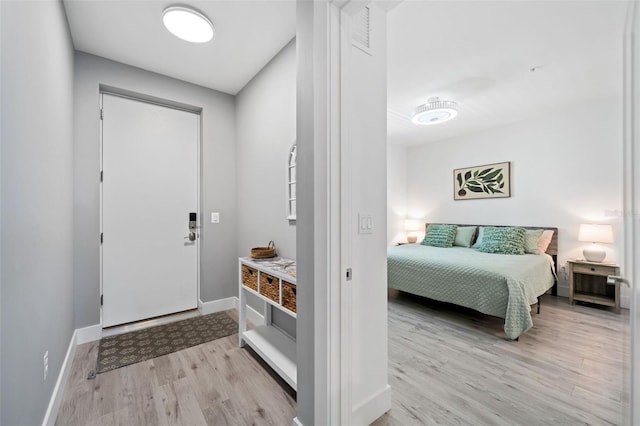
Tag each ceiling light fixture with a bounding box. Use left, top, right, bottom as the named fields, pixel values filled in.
left=411, top=97, right=458, bottom=126
left=162, top=6, right=214, bottom=43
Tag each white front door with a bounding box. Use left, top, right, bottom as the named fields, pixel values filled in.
left=101, top=93, right=199, bottom=328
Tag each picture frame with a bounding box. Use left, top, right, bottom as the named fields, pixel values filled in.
left=453, top=161, right=511, bottom=200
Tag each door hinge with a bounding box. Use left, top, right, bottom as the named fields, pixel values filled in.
left=100, top=233, right=103, bottom=244
left=100, top=170, right=103, bottom=182
left=100, top=108, right=104, bottom=120
left=100, top=294, right=103, bottom=306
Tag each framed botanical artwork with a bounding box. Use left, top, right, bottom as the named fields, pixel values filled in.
left=454, top=161, right=511, bottom=200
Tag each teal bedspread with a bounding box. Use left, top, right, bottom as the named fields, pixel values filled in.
left=387, top=245, right=556, bottom=339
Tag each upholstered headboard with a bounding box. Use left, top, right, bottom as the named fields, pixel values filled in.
left=423, top=223, right=559, bottom=256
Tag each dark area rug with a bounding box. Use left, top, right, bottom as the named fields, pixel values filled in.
left=95, top=311, right=237, bottom=373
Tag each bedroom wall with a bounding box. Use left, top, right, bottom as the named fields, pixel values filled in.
left=387, top=144, right=407, bottom=245
left=235, top=39, right=297, bottom=337
left=404, top=96, right=626, bottom=305
left=74, top=52, right=237, bottom=328
left=1, top=0, right=75, bottom=423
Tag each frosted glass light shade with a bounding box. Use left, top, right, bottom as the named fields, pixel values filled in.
left=163, top=6, right=214, bottom=43
left=578, top=224, right=614, bottom=243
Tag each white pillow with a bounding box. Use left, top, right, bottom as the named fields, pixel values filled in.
left=537, top=230, right=554, bottom=254
left=524, top=229, right=544, bottom=254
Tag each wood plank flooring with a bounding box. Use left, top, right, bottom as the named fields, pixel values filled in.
left=374, top=291, right=629, bottom=426
left=55, top=311, right=296, bottom=426
left=56, top=296, right=628, bottom=425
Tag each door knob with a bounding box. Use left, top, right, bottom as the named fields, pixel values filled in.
left=184, top=232, right=196, bottom=242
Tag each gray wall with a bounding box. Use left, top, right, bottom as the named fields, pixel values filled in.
left=1, top=1, right=76, bottom=424
left=74, top=53, right=238, bottom=327
left=236, top=39, right=297, bottom=336
left=236, top=39, right=297, bottom=260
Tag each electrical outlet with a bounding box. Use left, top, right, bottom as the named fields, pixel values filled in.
left=43, top=350, right=48, bottom=381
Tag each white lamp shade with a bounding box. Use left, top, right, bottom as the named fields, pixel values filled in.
left=404, top=219, right=423, bottom=232
left=578, top=224, right=614, bottom=243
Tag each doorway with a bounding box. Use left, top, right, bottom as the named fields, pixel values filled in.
left=100, top=93, right=199, bottom=328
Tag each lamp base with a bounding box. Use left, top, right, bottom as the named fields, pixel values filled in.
left=583, top=244, right=606, bottom=262
left=407, top=235, right=417, bottom=244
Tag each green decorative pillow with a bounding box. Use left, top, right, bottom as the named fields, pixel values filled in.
left=524, top=229, right=544, bottom=254
left=454, top=226, right=477, bottom=248
left=422, top=224, right=458, bottom=248
left=475, top=226, right=526, bottom=255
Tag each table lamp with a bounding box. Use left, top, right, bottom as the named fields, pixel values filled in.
left=578, top=223, right=614, bottom=262
left=404, top=219, right=422, bottom=243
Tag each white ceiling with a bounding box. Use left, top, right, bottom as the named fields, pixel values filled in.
left=387, top=0, right=629, bottom=146
left=63, top=0, right=296, bottom=95
left=63, top=0, right=627, bottom=140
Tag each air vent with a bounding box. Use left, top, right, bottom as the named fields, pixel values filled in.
left=352, top=6, right=371, bottom=52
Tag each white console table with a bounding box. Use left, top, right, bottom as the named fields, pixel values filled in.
left=238, top=257, right=297, bottom=390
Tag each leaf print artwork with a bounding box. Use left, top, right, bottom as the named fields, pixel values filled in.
left=453, top=162, right=511, bottom=200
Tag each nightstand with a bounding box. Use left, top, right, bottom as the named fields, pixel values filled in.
left=567, top=260, right=621, bottom=313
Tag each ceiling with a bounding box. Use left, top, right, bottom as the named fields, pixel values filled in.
left=63, top=0, right=627, bottom=142
left=63, top=0, right=296, bottom=95
left=387, top=0, right=629, bottom=146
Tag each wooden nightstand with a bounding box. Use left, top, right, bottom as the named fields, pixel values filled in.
left=567, top=260, right=621, bottom=313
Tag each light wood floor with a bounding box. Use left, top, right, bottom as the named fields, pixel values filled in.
left=55, top=311, right=296, bottom=426
left=374, top=291, right=629, bottom=426
left=57, top=296, right=629, bottom=426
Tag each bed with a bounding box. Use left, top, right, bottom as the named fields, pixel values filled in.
left=387, top=224, right=558, bottom=339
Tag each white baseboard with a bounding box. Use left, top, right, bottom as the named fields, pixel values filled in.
left=42, top=329, right=77, bottom=426
left=292, top=417, right=304, bottom=426
left=198, top=297, right=265, bottom=326
left=351, top=384, right=391, bottom=425
left=198, top=297, right=237, bottom=315
left=76, top=324, right=102, bottom=344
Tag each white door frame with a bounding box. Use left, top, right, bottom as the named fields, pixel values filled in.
left=623, top=1, right=639, bottom=424
left=98, top=89, right=202, bottom=328
left=296, top=1, right=392, bottom=425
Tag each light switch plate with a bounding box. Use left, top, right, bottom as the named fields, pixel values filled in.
left=358, top=213, right=373, bottom=234
left=211, top=212, right=220, bottom=223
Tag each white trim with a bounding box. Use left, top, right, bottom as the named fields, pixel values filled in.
left=292, top=417, right=304, bottom=426
left=198, top=296, right=265, bottom=326
left=76, top=324, right=102, bottom=344
left=197, top=297, right=237, bottom=315
left=42, top=330, right=77, bottom=426
left=351, top=384, right=391, bottom=426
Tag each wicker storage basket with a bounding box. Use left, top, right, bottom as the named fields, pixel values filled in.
left=241, top=265, right=258, bottom=291
left=250, top=240, right=277, bottom=259
left=259, top=272, right=280, bottom=303
left=282, top=281, right=297, bottom=313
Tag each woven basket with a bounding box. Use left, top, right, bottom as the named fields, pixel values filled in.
left=241, top=265, right=258, bottom=291
left=282, top=281, right=297, bottom=313
left=259, top=272, right=280, bottom=303
left=250, top=240, right=277, bottom=259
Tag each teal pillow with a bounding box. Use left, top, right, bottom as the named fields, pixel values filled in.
left=422, top=224, right=458, bottom=248
left=475, top=226, right=526, bottom=255
left=454, top=226, right=477, bottom=248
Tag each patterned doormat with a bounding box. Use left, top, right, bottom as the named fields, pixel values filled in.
left=95, top=311, right=237, bottom=373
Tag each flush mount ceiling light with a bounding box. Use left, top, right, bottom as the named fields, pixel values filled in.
left=162, top=6, right=214, bottom=43
left=411, top=97, right=458, bottom=126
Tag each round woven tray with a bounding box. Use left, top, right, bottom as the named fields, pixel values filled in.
left=250, top=240, right=276, bottom=259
